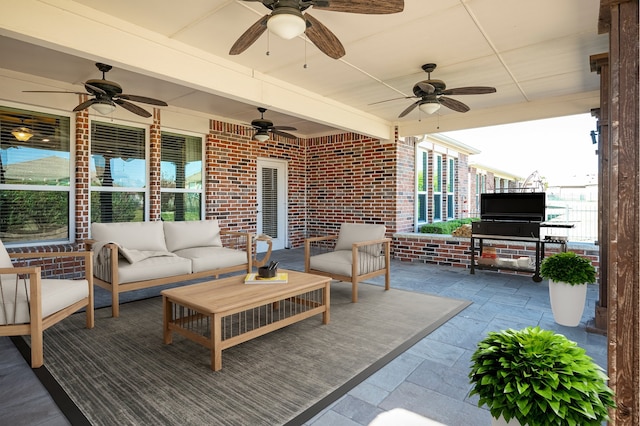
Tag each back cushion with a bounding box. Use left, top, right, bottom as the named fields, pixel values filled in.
left=163, top=220, right=223, bottom=252
left=91, top=221, right=168, bottom=252
left=334, top=223, right=386, bottom=255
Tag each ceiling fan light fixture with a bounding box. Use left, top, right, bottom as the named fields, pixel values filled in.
left=267, top=8, right=306, bottom=40
left=11, top=126, right=34, bottom=142
left=91, top=100, right=117, bottom=115
left=419, top=101, right=441, bottom=115
left=254, top=130, right=269, bottom=142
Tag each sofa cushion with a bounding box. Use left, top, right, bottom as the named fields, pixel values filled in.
left=334, top=223, right=386, bottom=255
left=0, top=278, right=88, bottom=325
left=92, top=221, right=168, bottom=252
left=117, top=256, right=192, bottom=284
left=173, top=247, right=247, bottom=273
left=309, top=250, right=386, bottom=277
left=163, top=220, right=223, bottom=253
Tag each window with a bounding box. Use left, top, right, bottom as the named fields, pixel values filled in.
left=160, top=131, right=203, bottom=221
left=90, top=121, right=146, bottom=223
left=416, top=148, right=428, bottom=224
left=0, top=105, right=72, bottom=244
left=433, top=154, right=443, bottom=221
left=447, top=157, right=455, bottom=219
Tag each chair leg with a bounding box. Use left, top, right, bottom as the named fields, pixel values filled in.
left=31, top=329, right=44, bottom=368
left=351, top=279, right=358, bottom=303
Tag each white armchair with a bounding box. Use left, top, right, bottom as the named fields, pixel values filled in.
left=304, top=223, right=391, bottom=303
left=0, top=239, right=94, bottom=368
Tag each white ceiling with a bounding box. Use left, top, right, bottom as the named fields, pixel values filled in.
left=0, top=0, right=607, bottom=139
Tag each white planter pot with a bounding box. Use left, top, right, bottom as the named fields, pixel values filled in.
left=549, top=279, right=588, bottom=327
left=492, top=414, right=522, bottom=426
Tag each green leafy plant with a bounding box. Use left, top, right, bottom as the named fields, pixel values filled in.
left=469, top=326, right=615, bottom=426
left=540, top=251, right=596, bottom=285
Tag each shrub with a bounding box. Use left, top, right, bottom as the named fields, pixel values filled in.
left=540, top=251, right=596, bottom=285
left=419, top=218, right=478, bottom=234
left=469, top=326, right=615, bottom=426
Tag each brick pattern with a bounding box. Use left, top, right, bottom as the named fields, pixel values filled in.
left=149, top=108, right=162, bottom=221
left=396, top=134, right=415, bottom=233
left=305, top=132, right=398, bottom=238
left=393, top=234, right=600, bottom=279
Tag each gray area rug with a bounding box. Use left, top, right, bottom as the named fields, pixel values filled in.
left=37, top=283, right=470, bottom=425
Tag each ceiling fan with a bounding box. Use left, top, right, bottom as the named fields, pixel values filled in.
left=229, top=0, right=404, bottom=59
left=250, top=107, right=297, bottom=141
left=23, top=63, right=168, bottom=118
left=377, top=63, right=497, bottom=118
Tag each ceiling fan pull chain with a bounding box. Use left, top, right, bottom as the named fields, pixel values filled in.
left=266, top=30, right=270, bottom=56
left=303, top=34, right=308, bottom=69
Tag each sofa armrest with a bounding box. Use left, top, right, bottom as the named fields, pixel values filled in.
left=220, top=230, right=253, bottom=270
left=10, top=251, right=94, bottom=282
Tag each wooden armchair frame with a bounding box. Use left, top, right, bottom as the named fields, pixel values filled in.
left=305, top=235, right=391, bottom=303
left=0, top=251, right=94, bottom=368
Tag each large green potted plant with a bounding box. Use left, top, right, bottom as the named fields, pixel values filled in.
left=469, top=326, right=615, bottom=426
left=539, top=251, right=597, bottom=326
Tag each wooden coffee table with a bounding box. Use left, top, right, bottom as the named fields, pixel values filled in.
left=162, top=269, right=330, bottom=371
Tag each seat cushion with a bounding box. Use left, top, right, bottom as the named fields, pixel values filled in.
left=92, top=221, right=168, bottom=252
left=173, top=247, right=247, bottom=273
left=309, top=250, right=386, bottom=277
left=163, top=220, right=222, bottom=253
left=117, top=256, right=192, bottom=284
left=334, top=223, right=386, bottom=255
left=0, top=278, right=88, bottom=325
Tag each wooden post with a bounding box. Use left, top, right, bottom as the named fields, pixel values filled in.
left=598, top=1, right=640, bottom=424
left=589, top=53, right=609, bottom=333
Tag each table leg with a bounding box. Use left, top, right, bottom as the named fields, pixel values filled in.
left=322, top=282, right=330, bottom=324
left=211, top=313, right=222, bottom=371
left=163, top=296, right=173, bottom=344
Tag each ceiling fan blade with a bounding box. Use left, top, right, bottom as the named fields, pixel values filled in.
left=304, top=14, right=345, bottom=59
left=271, top=129, right=297, bottom=139
left=272, top=125, right=297, bottom=131
left=118, top=94, right=168, bottom=106
left=72, top=98, right=98, bottom=112
left=314, top=0, right=404, bottom=14
left=439, top=96, right=470, bottom=113
left=417, top=82, right=436, bottom=95
left=115, top=99, right=152, bottom=118
left=23, top=90, right=89, bottom=95
left=441, top=86, right=496, bottom=96
left=369, top=95, right=416, bottom=106
left=229, top=15, right=269, bottom=55
left=398, top=100, right=420, bottom=118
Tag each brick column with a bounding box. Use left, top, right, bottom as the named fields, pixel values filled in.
left=149, top=108, right=162, bottom=220
left=74, top=97, right=90, bottom=246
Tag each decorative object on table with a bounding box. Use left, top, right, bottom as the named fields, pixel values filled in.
left=539, top=251, right=596, bottom=326
left=246, top=261, right=287, bottom=284
left=469, top=326, right=615, bottom=426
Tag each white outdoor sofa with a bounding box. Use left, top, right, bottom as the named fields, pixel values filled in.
left=86, top=220, right=271, bottom=317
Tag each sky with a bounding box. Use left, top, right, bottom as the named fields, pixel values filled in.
left=441, top=113, right=599, bottom=186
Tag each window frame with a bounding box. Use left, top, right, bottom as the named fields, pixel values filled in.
left=159, top=128, right=205, bottom=221
left=0, top=102, right=75, bottom=246
left=415, top=147, right=429, bottom=227
left=89, top=118, right=149, bottom=224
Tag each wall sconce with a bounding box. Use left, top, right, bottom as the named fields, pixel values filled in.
left=11, top=126, right=34, bottom=142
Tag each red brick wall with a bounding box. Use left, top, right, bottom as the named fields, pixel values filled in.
left=149, top=108, right=162, bottom=221
left=393, top=233, right=600, bottom=280
left=396, top=133, right=415, bottom=233
left=305, top=132, right=398, bottom=238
